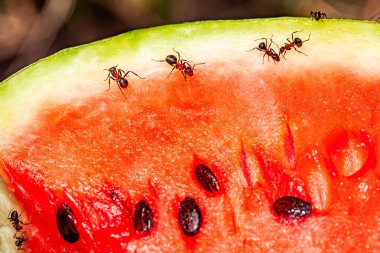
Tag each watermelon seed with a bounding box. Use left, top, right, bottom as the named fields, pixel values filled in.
left=273, top=196, right=312, bottom=220
left=195, top=164, right=220, bottom=193
left=56, top=203, right=80, bottom=243
left=134, top=200, right=154, bottom=232
left=178, top=197, right=202, bottom=236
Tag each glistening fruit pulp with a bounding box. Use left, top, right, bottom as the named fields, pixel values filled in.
left=0, top=18, right=379, bottom=252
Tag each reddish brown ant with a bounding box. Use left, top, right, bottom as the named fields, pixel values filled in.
left=248, top=36, right=280, bottom=64
left=153, top=49, right=205, bottom=80
left=279, top=31, right=311, bottom=58
left=310, top=11, right=327, bottom=21
left=104, top=66, right=144, bottom=99
left=13, top=233, right=27, bottom=251
left=8, top=209, right=28, bottom=232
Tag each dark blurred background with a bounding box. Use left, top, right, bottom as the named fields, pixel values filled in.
left=0, top=0, right=379, bottom=80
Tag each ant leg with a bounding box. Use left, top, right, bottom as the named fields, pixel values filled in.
left=271, top=39, right=280, bottom=50
left=267, top=35, right=273, bottom=49
left=247, top=46, right=259, bottom=52
left=7, top=209, right=14, bottom=219
left=291, top=31, right=302, bottom=41
left=183, top=61, right=192, bottom=68
left=181, top=59, right=192, bottom=65
left=152, top=58, right=167, bottom=62
left=192, top=62, right=205, bottom=70
left=266, top=53, right=271, bottom=63
left=254, top=37, right=268, bottom=43
left=282, top=50, right=287, bottom=60
left=293, top=47, right=307, bottom=56
left=106, top=77, right=117, bottom=91
left=118, top=69, right=126, bottom=76
left=124, top=71, right=145, bottom=79
left=173, top=48, right=181, bottom=62
left=269, top=49, right=278, bottom=64
left=181, top=70, right=187, bottom=81
left=103, top=65, right=118, bottom=72
left=104, top=72, right=111, bottom=81
left=303, top=34, right=311, bottom=43
left=116, top=83, right=127, bottom=99
left=253, top=37, right=268, bottom=48
left=261, top=53, right=266, bottom=64
left=19, top=221, right=31, bottom=226
left=372, top=12, right=380, bottom=21
left=310, top=11, right=314, bottom=18
left=167, top=66, right=176, bottom=78
left=13, top=231, right=25, bottom=239
left=103, top=65, right=118, bottom=80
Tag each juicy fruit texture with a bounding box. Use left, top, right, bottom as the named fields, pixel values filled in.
left=0, top=18, right=380, bottom=252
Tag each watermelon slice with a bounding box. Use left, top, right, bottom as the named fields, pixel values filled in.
left=0, top=18, right=380, bottom=252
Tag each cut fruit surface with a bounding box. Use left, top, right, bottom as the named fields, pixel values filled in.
left=0, top=18, right=380, bottom=252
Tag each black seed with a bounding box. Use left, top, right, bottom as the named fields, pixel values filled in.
left=56, top=203, right=80, bottom=243
left=178, top=197, right=202, bottom=236
left=134, top=200, right=154, bottom=232
left=273, top=196, right=312, bottom=220
left=195, top=164, right=220, bottom=193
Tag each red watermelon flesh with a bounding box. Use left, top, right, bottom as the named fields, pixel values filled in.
left=0, top=18, right=380, bottom=252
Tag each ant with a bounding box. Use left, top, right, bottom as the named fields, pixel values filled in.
left=153, top=49, right=205, bottom=80
left=104, top=66, right=144, bottom=99
left=13, top=233, right=27, bottom=251
left=279, top=31, right=311, bottom=58
left=8, top=209, right=28, bottom=232
left=248, top=36, right=280, bottom=64
left=370, top=12, right=380, bottom=22
left=310, top=11, right=327, bottom=21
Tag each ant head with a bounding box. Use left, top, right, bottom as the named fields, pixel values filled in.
left=279, top=46, right=285, bottom=54
left=166, top=55, right=177, bottom=65
left=184, top=67, right=194, bottom=76
left=119, top=78, right=129, bottom=88
left=294, top=38, right=302, bottom=47
left=106, top=66, right=118, bottom=75
left=258, top=42, right=267, bottom=50
left=10, top=210, right=19, bottom=220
